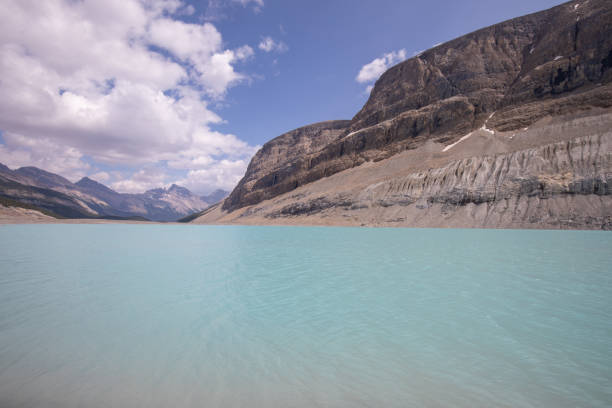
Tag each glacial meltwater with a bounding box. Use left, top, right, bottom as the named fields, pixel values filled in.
left=0, top=225, right=611, bottom=407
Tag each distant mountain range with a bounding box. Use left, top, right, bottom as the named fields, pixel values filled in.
left=0, top=163, right=227, bottom=221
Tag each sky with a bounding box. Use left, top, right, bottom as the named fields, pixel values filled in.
left=0, top=0, right=564, bottom=195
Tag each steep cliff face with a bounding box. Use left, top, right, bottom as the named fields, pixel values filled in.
left=223, top=120, right=350, bottom=210
left=352, top=0, right=612, bottom=133
left=222, top=0, right=612, bottom=214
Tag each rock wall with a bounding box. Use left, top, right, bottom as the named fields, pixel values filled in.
left=223, top=120, right=350, bottom=210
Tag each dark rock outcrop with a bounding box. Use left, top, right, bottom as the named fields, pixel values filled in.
left=223, top=0, right=612, bottom=213
left=223, top=120, right=350, bottom=210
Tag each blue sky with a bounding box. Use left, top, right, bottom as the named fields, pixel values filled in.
left=206, top=0, right=564, bottom=146
left=0, top=0, right=563, bottom=194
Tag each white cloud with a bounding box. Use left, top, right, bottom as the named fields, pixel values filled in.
left=0, top=132, right=90, bottom=181
left=258, top=36, right=288, bottom=53
left=90, top=172, right=110, bottom=183
left=111, top=167, right=169, bottom=193
left=177, top=4, right=195, bottom=15
left=148, top=19, right=222, bottom=61
left=0, top=0, right=259, bottom=194
left=234, top=0, right=264, bottom=13
left=233, top=45, right=255, bottom=61
left=111, top=154, right=254, bottom=194
left=235, top=0, right=264, bottom=6
left=356, top=49, right=407, bottom=83
left=144, top=0, right=185, bottom=15
left=147, top=18, right=253, bottom=96
left=205, top=0, right=264, bottom=21
left=179, top=159, right=251, bottom=193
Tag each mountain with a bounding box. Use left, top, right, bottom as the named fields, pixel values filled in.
left=0, top=174, right=94, bottom=218
left=195, top=0, right=612, bottom=229
left=74, top=177, right=227, bottom=222
left=13, top=167, right=75, bottom=189
left=75, top=177, right=125, bottom=208
left=136, top=184, right=214, bottom=222
left=0, top=195, right=60, bottom=220
left=223, top=120, right=351, bottom=210
left=201, top=189, right=229, bottom=204
left=0, top=165, right=222, bottom=221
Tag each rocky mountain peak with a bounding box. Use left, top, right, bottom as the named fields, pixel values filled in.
left=168, top=184, right=191, bottom=196
left=75, top=177, right=118, bottom=194
left=15, top=166, right=74, bottom=189
left=221, top=0, right=612, bottom=213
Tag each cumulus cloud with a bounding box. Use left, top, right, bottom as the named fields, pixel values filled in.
left=234, top=45, right=255, bottom=61
left=179, top=159, right=252, bottom=193
left=356, top=49, right=407, bottom=83
left=0, top=0, right=259, bottom=193
left=90, top=172, right=110, bottom=183
left=234, top=0, right=264, bottom=12
left=147, top=18, right=253, bottom=96
left=0, top=132, right=90, bottom=181
left=258, top=36, right=288, bottom=53
left=111, top=167, right=169, bottom=193
left=205, top=0, right=264, bottom=21
left=236, top=0, right=264, bottom=6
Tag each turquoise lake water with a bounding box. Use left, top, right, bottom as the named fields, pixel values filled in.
left=0, top=225, right=611, bottom=407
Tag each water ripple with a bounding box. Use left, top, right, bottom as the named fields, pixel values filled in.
left=0, top=225, right=611, bottom=407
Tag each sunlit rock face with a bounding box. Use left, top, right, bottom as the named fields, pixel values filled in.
left=221, top=0, right=612, bottom=224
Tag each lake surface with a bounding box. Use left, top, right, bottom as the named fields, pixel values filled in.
left=0, top=225, right=611, bottom=407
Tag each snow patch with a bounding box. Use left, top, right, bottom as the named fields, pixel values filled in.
left=345, top=130, right=361, bottom=139
left=442, top=113, right=494, bottom=152
left=442, top=132, right=473, bottom=152
left=344, top=116, right=399, bottom=140
left=481, top=112, right=495, bottom=134
left=481, top=125, right=494, bottom=135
